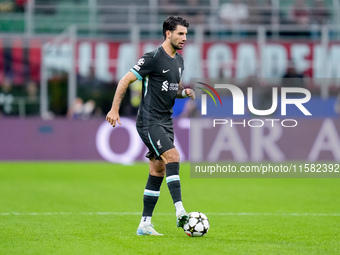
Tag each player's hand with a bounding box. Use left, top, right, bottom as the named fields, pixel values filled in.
left=185, top=88, right=195, bottom=100
left=106, top=109, right=121, bottom=127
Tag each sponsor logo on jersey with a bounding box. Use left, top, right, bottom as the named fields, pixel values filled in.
left=169, top=83, right=179, bottom=91
left=162, top=81, right=179, bottom=92
left=162, top=69, right=170, bottom=73
left=162, top=81, right=169, bottom=91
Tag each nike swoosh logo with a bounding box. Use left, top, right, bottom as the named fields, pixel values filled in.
left=162, top=69, right=170, bottom=73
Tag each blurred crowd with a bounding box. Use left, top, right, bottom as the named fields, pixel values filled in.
left=159, top=0, right=331, bottom=27
left=2, top=62, right=340, bottom=119
left=0, top=68, right=134, bottom=119
left=0, top=78, right=39, bottom=117
left=0, top=0, right=27, bottom=12
left=0, top=0, right=332, bottom=27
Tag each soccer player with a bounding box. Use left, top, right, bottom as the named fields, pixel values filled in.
left=106, top=16, right=195, bottom=236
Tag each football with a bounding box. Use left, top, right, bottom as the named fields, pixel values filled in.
left=182, top=212, right=210, bottom=237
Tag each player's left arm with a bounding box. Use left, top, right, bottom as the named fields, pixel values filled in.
left=177, top=81, right=195, bottom=100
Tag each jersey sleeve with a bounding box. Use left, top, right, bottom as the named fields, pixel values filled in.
left=130, top=52, right=154, bottom=81
left=179, top=53, right=184, bottom=79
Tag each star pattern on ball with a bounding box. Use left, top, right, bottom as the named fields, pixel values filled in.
left=182, top=212, right=209, bottom=237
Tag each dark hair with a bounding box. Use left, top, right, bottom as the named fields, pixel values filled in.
left=162, top=16, right=189, bottom=40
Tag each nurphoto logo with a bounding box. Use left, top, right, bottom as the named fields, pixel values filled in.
left=196, top=82, right=312, bottom=128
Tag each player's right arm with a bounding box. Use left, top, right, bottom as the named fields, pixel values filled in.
left=107, top=53, right=154, bottom=127
left=106, top=71, right=137, bottom=127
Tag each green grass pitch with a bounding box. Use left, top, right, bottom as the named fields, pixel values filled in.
left=0, top=162, right=339, bottom=255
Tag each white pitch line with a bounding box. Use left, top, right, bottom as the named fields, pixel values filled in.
left=0, top=212, right=340, bottom=216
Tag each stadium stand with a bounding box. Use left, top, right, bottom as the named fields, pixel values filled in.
left=0, top=0, right=336, bottom=37
left=0, top=0, right=339, bottom=117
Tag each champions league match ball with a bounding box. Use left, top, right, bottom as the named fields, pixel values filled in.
left=182, top=212, right=210, bottom=237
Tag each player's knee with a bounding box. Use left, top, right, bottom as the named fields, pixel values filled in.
left=149, top=159, right=166, bottom=177
left=150, top=168, right=165, bottom=177
left=162, top=149, right=180, bottom=164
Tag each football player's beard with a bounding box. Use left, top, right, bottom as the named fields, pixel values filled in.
left=170, top=40, right=182, bottom=50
